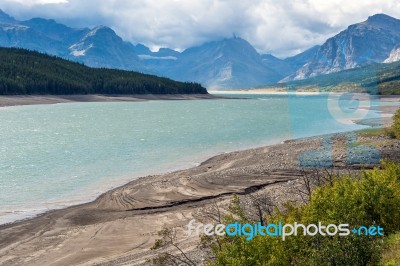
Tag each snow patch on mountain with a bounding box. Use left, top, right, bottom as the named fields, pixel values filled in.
left=1, top=24, right=29, bottom=31
left=218, top=64, right=233, bottom=82
left=138, top=55, right=177, bottom=60
left=85, top=26, right=105, bottom=38
left=384, top=46, right=400, bottom=63
left=69, top=43, right=93, bottom=57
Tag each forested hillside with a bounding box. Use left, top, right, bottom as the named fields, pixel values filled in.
left=0, top=48, right=207, bottom=95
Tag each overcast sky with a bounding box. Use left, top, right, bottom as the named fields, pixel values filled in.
left=1, top=0, right=400, bottom=57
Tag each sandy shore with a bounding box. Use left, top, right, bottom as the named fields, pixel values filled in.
left=0, top=94, right=218, bottom=107
left=0, top=127, right=399, bottom=265
left=0, top=95, right=399, bottom=265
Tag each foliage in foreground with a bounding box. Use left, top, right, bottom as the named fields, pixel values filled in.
left=391, top=108, right=400, bottom=140
left=380, top=232, right=400, bottom=266
left=0, top=47, right=207, bottom=95
left=209, top=162, right=400, bottom=266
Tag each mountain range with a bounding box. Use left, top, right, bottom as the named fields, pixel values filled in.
left=0, top=10, right=399, bottom=89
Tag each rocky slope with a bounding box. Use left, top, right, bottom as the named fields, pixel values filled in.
left=384, top=45, right=400, bottom=63
left=285, top=14, right=400, bottom=81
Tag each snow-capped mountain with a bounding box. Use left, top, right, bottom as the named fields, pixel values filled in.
left=285, top=14, right=400, bottom=81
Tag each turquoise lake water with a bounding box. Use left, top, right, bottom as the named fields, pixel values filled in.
left=0, top=93, right=397, bottom=224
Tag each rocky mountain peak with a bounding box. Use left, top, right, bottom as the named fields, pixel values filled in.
left=284, top=13, right=400, bottom=81
left=366, top=13, right=399, bottom=24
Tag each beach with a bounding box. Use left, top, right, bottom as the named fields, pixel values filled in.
left=0, top=94, right=218, bottom=107
left=0, top=95, right=399, bottom=265
left=0, top=130, right=399, bottom=265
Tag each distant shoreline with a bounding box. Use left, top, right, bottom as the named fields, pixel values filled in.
left=0, top=94, right=219, bottom=107
left=211, top=89, right=400, bottom=98
left=1, top=93, right=398, bottom=108
left=209, top=89, right=330, bottom=95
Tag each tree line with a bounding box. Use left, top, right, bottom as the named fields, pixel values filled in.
left=0, top=48, right=207, bottom=95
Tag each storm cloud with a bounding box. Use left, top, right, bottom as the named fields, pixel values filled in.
left=1, top=0, right=400, bottom=57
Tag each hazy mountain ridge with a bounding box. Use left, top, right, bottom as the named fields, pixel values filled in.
left=0, top=9, right=399, bottom=89
left=162, top=37, right=284, bottom=88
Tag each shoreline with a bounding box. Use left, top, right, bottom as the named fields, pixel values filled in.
left=0, top=118, right=395, bottom=225
left=0, top=94, right=219, bottom=108
left=1, top=93, right=399, bottom=108
left=0, top=95, right=398, bottom=226
left=211, top=89, right=400, bottom=99
left=0, top=128, right=365, bottom=226
left=0, top=127, right=387, bottom=228
left=0, top=128, right=357, bottom=226
left=0, top=96, right=398, bottom=265
left=0, top=125, right=399, bottom=265
left=2, top=92, right=397, bottom=225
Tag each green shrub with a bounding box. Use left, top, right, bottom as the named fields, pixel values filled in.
left=391, top=108, right=400, bottom=139
left=380, top=232, right=400, bottom=266
left=209, top=162, right=400, bottom=266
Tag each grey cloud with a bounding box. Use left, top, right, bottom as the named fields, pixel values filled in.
left=1, top=0, right=400, bottom=57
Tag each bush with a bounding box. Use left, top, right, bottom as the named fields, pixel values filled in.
left=209, top=162, right=400, bottom=266
left=391, top=108, right=400, bottom=139
left=380, top=232, right=400, bottom=266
